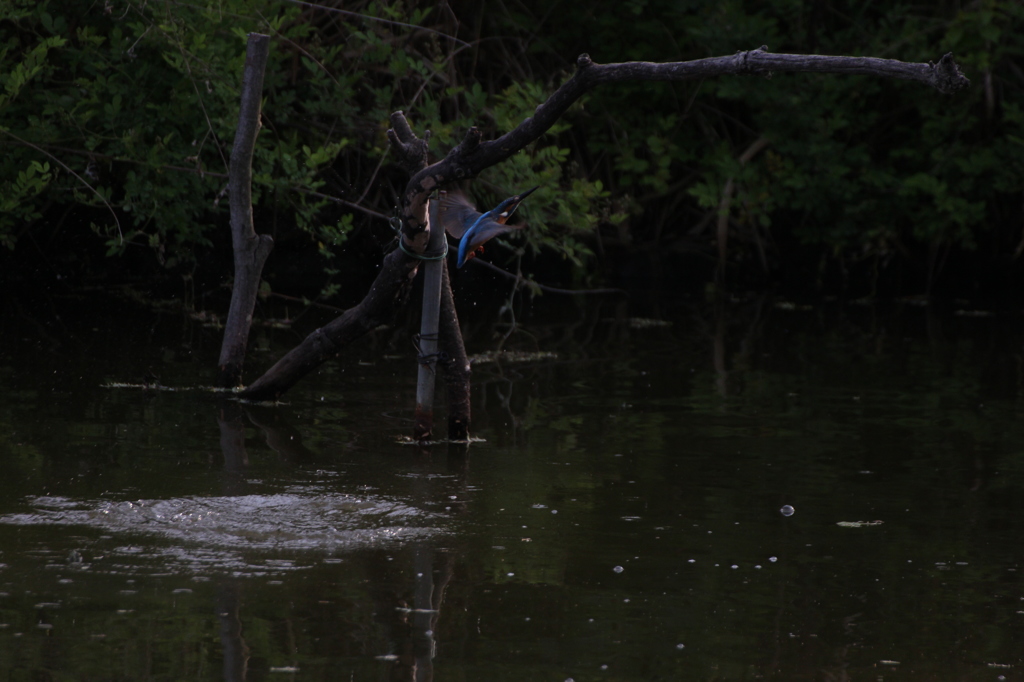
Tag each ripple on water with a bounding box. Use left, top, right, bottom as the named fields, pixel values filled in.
left=0, top=492, right=449, bottom=577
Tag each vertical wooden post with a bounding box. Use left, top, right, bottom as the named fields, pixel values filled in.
left=413, top=196, right=444, bottom=440
left=438, top=261, right=471, bottom=441
left=217, top=33, right=274, bottom=388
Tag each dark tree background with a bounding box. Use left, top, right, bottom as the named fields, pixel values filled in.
left=0, top=0, right=1019, bottom=300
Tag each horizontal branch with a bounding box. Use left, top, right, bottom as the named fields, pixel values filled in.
left=404, top=47, right=968, bottom=200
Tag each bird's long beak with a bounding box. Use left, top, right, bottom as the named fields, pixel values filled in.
left=516, top=186, right=540, bottom=201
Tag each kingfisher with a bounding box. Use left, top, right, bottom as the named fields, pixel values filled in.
left=437, top=186, right=539, bottom=268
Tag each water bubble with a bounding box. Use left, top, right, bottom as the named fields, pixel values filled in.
left=676, top=643, right=685, bottom=649
left=769, top=556, right=778, bottom=563
left=613, top=566, right=624, bottom=573
left=780, top=505, right=795, bottom=516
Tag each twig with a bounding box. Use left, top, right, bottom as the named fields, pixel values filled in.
left=300, top=189, right=390, bottom=220
left=268, top=291, right=347, bottom=313
left=279, top=0, right=471, bottom=47
left=0, top=129, right=123, bottom=243
left=8, top=140, right=390, bottom=222
left=469, top=258, right=626, bottom=296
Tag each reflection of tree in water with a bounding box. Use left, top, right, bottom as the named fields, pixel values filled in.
left=218, top=582, right=249, bottom=682
left=708, top=295, right=771, bottom=399
left=364, top=547, right=458, bottom=682
left=214, top=402, right=466, bottom=681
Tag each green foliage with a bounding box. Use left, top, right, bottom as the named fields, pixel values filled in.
left=0, top=159, right=51, bottom=248
left=0, top=0, right=365, bottom=269
left=0, top=0, right=1021, bottom=291
left=0, top=0, right=620, bottom=282
left=467, top=81, right=623, bottom=271
left=478, top=0, right=1024, bottom=286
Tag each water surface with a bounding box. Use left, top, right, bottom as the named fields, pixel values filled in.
left=1, top=290, right=1023, bottom=680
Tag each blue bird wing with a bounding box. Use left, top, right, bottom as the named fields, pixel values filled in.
left=457, top=217, right=521, bottom=268
left=436, top=191, right=482, bottom=239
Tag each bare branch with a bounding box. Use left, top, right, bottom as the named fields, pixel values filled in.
left=241, top=47, right=968, bottom=401
left=470, top=259, right=626, bottom=296
left=407, top=47, right=968, bottom=194
left=387, top=111, right=433, bottom=251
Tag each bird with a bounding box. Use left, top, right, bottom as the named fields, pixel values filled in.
left=436, top=186, right=539, bottom=268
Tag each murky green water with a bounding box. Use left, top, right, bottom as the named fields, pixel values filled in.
left=2, top=290, right=1024, bottom=680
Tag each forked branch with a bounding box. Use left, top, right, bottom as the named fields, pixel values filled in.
left=239, top=47, right=968, bottom=403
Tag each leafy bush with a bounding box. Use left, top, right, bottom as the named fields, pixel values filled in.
left=1, top=0, right=1022, bottom=294
left=468, top=0, right=1023, bottom=290
left=0, top=0, right=615, bottom=283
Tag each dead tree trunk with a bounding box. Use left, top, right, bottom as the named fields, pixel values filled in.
left=217, top=33, right=275, bottom=388
left=239, top=48, right=968, bottom=408
left=437, top=259, right=471, bottom=441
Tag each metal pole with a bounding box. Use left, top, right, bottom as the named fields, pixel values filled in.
left=413, top=196, right=445, bottom=440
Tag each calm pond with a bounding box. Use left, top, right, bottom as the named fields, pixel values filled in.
left=2, top=288, right=1024, bottom=680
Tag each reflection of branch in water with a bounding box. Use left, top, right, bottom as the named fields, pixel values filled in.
left=707, top=294, right=770, bottom=399
left=411, top=545, right=436, bottom=679
left=714, top=302, right=728, bottom=399
left=218, top=403, right=249, bottom=497
left=218, top=582, right=250, bottom=682
left=494, top=377, right=521, bottom=442
left=387, top=548, right=457, bottom=682
left=243, top=404, right=315, bottom=464
left=219, top=401, right=315, bottom=494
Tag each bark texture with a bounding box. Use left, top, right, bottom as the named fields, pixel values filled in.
left=217, top=33, right=274, bottom=388
left=239, top=247, right=418, bottom=401
left=438, top=260, right=471, bottom=441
